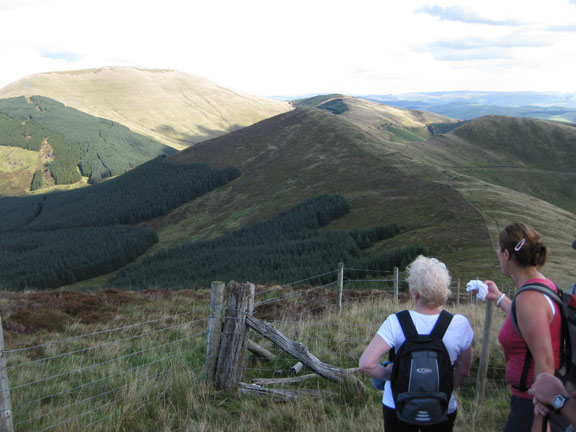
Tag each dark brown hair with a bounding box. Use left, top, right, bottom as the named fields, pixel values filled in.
left=499, top=222, right=549, bottom=267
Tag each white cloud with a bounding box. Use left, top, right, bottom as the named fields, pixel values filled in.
left=0, top=0, right=576, bottom=95
left=417, top=5, right=519, bottom=26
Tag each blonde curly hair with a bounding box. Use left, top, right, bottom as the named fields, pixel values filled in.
left=406, top=255, right=451, bottom=308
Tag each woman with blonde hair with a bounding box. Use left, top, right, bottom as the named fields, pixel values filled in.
left=484, top=222, right=567, bottom=432
left=359, top=255, right=473, bottom=431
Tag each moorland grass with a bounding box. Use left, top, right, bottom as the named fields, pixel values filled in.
left=3, top=288, right=512, bottom=431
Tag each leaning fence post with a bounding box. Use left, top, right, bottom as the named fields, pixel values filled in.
left=475, top=300, right=494, bottom=406
left=337, top=263, right=344, bottom=311
left=393, top=267, right=399, bottom=305
left=0, top=313, right=14, bottom=432
left=213, top=281, right=255, bottom=391
left=206, top=281, right=226, bottom=385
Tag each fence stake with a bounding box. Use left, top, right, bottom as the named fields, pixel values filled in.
left=213, top=281, right=255, bottom=391
left=206, top=281, right=226, bottom=385
left=0, top=313, right=14, bottom=432
left=394, top=267, right=399, bottom=305
left=457, top=279, right=461, bottom=306
left=337, top=263, right=344, bottom=311
left=475, top=300, right=494, bottom=406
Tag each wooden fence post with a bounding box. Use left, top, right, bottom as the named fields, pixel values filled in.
left=0, top=313, right=14, bottom=432
left=213, top=281, right=255, bottom=391
left=393, top=267, right=399, bottom=305
left=456, top=279, right=461, bottom=306
left=337, top=263, right=344, bottom=311
left=475, top=300, right=494, bottom=405
left=205, top=281, right=226, bottom=385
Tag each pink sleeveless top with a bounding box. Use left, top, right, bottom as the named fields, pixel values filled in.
left=497, top=278, right=563, bottom=398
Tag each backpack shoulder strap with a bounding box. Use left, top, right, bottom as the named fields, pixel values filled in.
left=511, top=283, right=562, bottom=337
left=396, top=310, right=418, bottom=339
left=396, top=309, right=454, bottom=339
left=430, top=310, right=454, bottom=339
left=510, top=282, right=563, bottom=392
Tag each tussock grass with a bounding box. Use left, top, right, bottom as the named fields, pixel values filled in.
left=3, top=289, right=513, bottom=431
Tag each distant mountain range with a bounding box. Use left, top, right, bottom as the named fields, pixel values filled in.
left=1, top=69, right=576, bottom=291
left=360, top=91, right=576, bottom=122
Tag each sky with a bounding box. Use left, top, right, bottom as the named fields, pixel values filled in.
left=1, top=0, right=576, bottom=97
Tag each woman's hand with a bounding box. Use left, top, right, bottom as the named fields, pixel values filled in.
left=483, top=280, right=502, bottom=302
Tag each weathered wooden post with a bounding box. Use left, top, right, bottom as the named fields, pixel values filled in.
left=213, top=281, right=255, bottom=391
left=393, top=267, right=399, bottom=305
left=206, top=281, right=226, bottom=385
left=337, top=263, right=344, bottom=311
left=0, top=313, right=14, bottom=432
left=475, top=300, right=494, bottom=405
left=456, top=279, right=461, bottom=306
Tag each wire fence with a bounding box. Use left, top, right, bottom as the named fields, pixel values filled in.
left=0, top=265, right=515, bottom=431
left=2, top=308, right=209, bottom=431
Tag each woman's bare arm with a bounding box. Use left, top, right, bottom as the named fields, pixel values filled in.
left=359, top=334, right=392, bottom=380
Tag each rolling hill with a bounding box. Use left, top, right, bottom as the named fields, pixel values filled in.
left=400, top=116, right=576, bottom=214
left=0, top=67, right=293, bottom=149
left=293, top=94, right=460, bottom=142
left=2, top=82, right=576, bottom=291
left=142, top=107, right=494, bottom=281
left=138, top=103, right=576, bottom=288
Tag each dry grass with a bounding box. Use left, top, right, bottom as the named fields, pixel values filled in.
left=0, top=145, right=38, bottom=196
left=1, top=286, right=514, bottom=431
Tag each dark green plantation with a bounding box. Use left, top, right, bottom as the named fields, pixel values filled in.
left=0, top=157, right=240, bottom=289
left=0, top=96, right=176, bottom=185
left=111, top=194, right=424, bottom=290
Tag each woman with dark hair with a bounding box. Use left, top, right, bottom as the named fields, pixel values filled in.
left=485, top=222, right=567, bottom=432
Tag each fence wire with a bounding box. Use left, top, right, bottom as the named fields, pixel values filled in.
left=0, top=267, right=515, bottom=431
left=4, top=311, right=209, bottom=432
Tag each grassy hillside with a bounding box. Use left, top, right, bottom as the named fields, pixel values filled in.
left=0, top=146, right=38, bottom=196
left=149, top=108, right=497, bottom=283
left=140, top=107, right=576, bottom=288
left=0, top=67, right=293, bottom=149
left=3, top=91, right=575, bottom=291
left=399, top=116, right=576, bottom=214
left=0, top=285, right=511, bottom=431
left=294, top=95, right=460, bottom=143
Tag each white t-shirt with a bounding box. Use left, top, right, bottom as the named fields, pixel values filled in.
left=376, top=310, right=474, bottom=413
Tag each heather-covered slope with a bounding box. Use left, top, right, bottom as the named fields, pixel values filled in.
left=151, top=108, right=496, bottom=280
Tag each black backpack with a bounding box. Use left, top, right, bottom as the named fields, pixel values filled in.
left=390, top=310, right=454, bottom=425
left=511, top=282, right=576, bottom=392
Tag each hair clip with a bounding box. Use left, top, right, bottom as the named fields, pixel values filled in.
left=514, top=238, right=526, bottom=251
